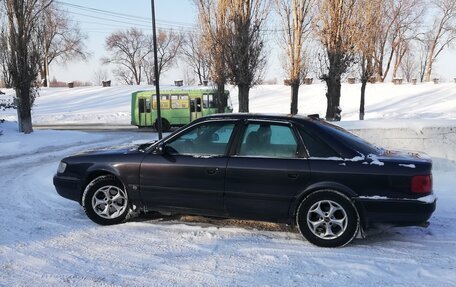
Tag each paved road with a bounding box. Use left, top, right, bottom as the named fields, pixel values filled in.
left=34, top=124, right=155, bottom=132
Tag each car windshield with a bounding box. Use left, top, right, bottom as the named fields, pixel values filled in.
left=317, top=121, right=383, bottom=155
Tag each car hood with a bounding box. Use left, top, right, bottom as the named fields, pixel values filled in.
left=74, top=146, right=142, bottom=156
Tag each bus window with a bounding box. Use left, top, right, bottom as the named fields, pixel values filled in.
left=208, top=94, right=215, bottom=108
left=196, top=98, right=202, bottom=112
left=171, top=94, right=189, bottom=109
left=171, top=94, right=179, bottom=109
left=152, top=98, right=170, bottom=109
left=203, top=94, right=208, bottom=108
left=145, top=99, right=151, bottom=112
left=203, top=94, right=216, bottom=109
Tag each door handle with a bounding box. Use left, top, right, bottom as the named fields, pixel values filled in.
left=288, top=173, right=298, bottom=179
left=206, top=168, right=220, bottom=175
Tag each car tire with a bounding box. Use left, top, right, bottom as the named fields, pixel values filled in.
left=296, top=190, right=359, bottom=247
left=82, top=175, right=130, bottom=225
left=154, top=118, right=171, bottom=132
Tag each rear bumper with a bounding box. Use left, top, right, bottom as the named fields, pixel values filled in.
left=354, top=194, right=437, bottom=227
left=53, top=174, right=83, bottom=204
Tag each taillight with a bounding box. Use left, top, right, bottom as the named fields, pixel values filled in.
left=411, top=175, right=432, bottom=194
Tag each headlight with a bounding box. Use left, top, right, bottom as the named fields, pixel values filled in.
left=57, top=162, right=67, bottom=174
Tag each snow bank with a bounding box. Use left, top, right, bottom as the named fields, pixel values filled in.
left=0, top=121, right=105, bottom=157
left=231, top=82, right=456, bottom=120
left=337, top=122, right=456, bottom=170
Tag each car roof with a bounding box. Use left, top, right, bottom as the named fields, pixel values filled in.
left=198, top=113, right=318, bottom=123
left=196, top=113, right=379, bottom=158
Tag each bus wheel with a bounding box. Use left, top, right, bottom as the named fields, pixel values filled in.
left=154, top=118, right=171, bottom=132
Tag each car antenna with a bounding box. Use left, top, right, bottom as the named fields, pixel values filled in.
left=307, top=114, right=320, bottom=119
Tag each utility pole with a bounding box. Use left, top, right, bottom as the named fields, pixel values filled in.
left=151, top=0, right=162, bottom=139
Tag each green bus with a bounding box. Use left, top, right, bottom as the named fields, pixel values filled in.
left=131, top=87, right=232, bottom=131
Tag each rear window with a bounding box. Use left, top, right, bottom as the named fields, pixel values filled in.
left=299, top=128, right=340, bottom=158
left=317, top=121, right=380, bottom=155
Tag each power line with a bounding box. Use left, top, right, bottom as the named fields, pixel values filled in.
left=56, top=1, right=195, bottom=29
left=61, top=9, right=155, bottom=29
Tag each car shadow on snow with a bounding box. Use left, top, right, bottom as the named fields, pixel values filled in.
left=130, top=212, right=433, bottom=247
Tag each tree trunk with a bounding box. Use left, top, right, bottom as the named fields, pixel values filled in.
left=325, top=76, right=341, bottom=121
left=360, top=79, right=366, bottom=120
left=40, top=67, right=47, bottom=87
left=44, top=56, right=49, bottom=87
left=381, top=48, right=395, bottom=82
left=238, top=84, right=249, bottom=113
left=18, top=85, right=33, bottom=133
left=375, top=57, right=384, bottom=82
left=216, top=82, right=225, bottom=113
left=424, top=57, right=433, bottom=82
left=392, top=46, right=406, bottom=80
left=290, top=82, right=299, bottom=115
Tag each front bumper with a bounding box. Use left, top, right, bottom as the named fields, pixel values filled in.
left=53, top=174, right=83, bottom=203
left=354, top=194, right=437, bottom=227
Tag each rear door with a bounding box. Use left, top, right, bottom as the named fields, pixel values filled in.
left=190, top=97, right=203, bottom=121
left=224, top=120, right=311, bottom=221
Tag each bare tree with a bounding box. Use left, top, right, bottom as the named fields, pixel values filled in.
left=224, top=0, right=271, bottom=112
left=316, top=0, right=360, bottom=121
left=143, top=29, right=183, bottom=85
left=276, top=0, right=315, bottom=115
left=357, top=0, right=383, bottom=120
left=0, top=26, right=13, bottom=88
left=113, top=67, right=134, bottom=85
left=418, top=37, right=430, bottom=82
left=374, top=0, right=423, bottom=82
left=400, top=48, right=419, bottom=82
left=183, top=65, right=196, bottom=86
left=423, top=0, right=456, bottom=82
left=181, top=31, right=209, bottom=86
left=4, top=0, right=52, bottom=133
left=92, top=68, right=109, bottom=86
left=392, top=40, right=408, bottom=79
left=103, top=28, right=150, bottom=85
left=197, top=0, right=230, bottom=112
left=37, top=1, right=88, bottom=87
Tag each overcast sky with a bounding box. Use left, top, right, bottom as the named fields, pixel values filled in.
left=50, top=0, right=456, bottom=85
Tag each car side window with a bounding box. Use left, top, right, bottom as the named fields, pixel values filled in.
left=238, top=123, right=299, bottom=158
left=166, top=121, right=235, bottom=156
left=299, top=128, right=339, bottom=158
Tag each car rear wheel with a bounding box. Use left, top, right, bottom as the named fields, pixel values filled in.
left=296, top=190, right=359, bottom=247
left=82, top=175, right=130, bottom=225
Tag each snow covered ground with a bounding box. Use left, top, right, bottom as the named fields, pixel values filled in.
left=1, top=119, right=456, bottom=286
left=1, top=83, right=456, bottom=286
left=1, top=82, right=456, bottom=125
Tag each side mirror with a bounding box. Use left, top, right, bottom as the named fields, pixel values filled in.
left=154, top=142, right=166, bottom=155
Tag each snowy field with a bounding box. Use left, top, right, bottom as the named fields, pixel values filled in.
left=1, top=82, right=456, bottom=125
left=1, top=83, right=456, bottom=286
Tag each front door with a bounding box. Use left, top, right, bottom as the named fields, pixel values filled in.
left=139, top=120, right=237, bottom=215
left=138, top=98, right=152, bottom=127
left=190, top=97, right=203, bottom=121
left=225, top=121, right=311, bottom=221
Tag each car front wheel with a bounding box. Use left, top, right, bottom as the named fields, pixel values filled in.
left=296, top=190, right=359, bottom=247
left=82, top=175, right=130, bottom=225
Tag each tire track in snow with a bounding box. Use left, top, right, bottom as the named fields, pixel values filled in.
left=1, top=133, right=456, bottom=286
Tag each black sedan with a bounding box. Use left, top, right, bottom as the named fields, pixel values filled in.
left=54, top=114, right=436, bottom=247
